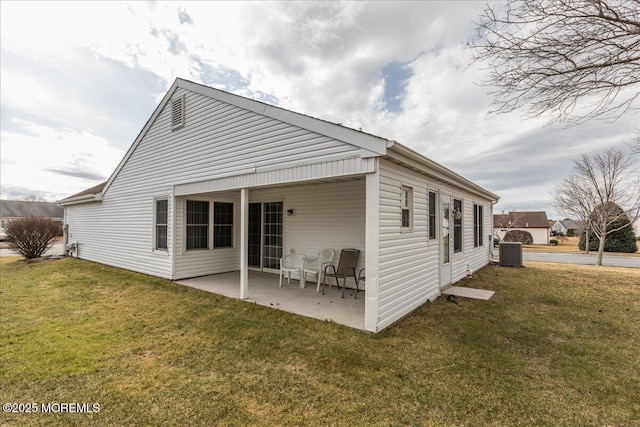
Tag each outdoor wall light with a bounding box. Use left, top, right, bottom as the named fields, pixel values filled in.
left=286, top=209, right=294, bottom=216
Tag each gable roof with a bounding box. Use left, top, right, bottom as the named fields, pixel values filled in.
left=0, top=200, right=64, bottom=218
left=494, top=211, right=550, bottom=228
left=61, top=78, right=499, bottom=204
left=100, top=78, right=392, bottom=199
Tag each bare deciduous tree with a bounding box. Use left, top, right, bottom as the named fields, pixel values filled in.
left=626, top=133, right=640, bottom=153
left=471, top=0, right=640, bottom=124
left=552, top=147, right=640, bottom=264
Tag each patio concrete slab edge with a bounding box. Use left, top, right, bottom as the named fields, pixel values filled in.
left=441, top=286, right=495, bottom=301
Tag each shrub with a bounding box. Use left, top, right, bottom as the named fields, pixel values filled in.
left=504, top=230, right=534, bottom=245
left=550, top=239, right=559, bottom=246
left=4, top=217, right=60, bottom=259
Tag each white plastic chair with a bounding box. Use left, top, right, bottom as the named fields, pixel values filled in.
left=303, top=249, right=335, bottom=292
left=279, top=253, right=306, bottom=288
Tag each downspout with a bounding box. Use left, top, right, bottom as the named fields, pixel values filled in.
left=62, top=206, right=69, bottom=256
left=171, top=185, right=177, bottom=281
left=489, top=200, right=499, bottom=262
left=63, top=224, right=69, bottom=256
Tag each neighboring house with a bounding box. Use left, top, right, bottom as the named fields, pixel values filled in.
left=552, top=219, right=582, bottom=237
left=558, top=219, right=582, bottom=237
left=0, top=200, right=64, bottom=240
left=59, top=78, right=499, bottom=333
left=551, top=220, right=566, bottom=236
left=494, top=211, right=551, bottom=245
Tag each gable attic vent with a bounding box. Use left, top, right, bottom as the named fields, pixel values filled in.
left=170, top=95, right=185, bottom=130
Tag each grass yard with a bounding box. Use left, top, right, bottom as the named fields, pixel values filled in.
left=1, top=257, right=639, bottom=426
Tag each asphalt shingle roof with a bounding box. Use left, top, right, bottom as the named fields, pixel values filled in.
left=60, top=182, right=106, bottom=202
left=0, top=200, right=64, bottom=218
left=494, top=211, right=550, bottom=228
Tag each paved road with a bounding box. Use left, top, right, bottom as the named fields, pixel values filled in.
left=522, top=252, right=639, bottom=268
left=0, top=242, right=65, bottom=258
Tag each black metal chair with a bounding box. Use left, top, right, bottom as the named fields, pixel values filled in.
left=322, top=248, right=360, bottom=298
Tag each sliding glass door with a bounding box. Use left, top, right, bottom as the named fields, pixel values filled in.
left=247, top=202, right=283, bottom=271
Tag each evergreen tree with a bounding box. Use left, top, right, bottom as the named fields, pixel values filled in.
left=579, top=204, right=638, bottom=253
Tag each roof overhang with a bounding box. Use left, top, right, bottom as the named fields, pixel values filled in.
left=385, top=142, right=499, bottom=202
left=57, top=193, right=103, bottom=206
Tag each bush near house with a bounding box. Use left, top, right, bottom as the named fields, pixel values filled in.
left=4, top=216, right=61, bottom=259
left=504, top=229, right=534, bottom=245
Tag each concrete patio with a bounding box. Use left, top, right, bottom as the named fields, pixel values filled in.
left=176, top=271, right=366, bottom=330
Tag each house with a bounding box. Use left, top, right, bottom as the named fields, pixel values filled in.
left=0, top=200, right=64, bottom=240
left=59, top=78, right=499, bottom=332
left=551, top=219, right=582, bottom=237
left=494, top=211, right=550, bottom=245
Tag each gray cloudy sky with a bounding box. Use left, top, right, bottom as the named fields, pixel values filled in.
left=1, top=1, right=638, bottom=221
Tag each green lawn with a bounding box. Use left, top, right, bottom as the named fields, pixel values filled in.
left=1, top=257, right=638, bottom=426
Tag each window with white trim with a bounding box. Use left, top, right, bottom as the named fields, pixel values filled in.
left=453, top=198, right=462, bottom=253
left=428, top=190, right=437, bottom=240
left=186, top=200, right=209, bottom=250
left=474, top=204, right=484, bottom=248
left=214, top=202, right=234, bottom=248
left=171, top=95, right=185, bottom=130
left=154, top=198, right=168, bottom=250
left=401, top=187, right=412, bottom=229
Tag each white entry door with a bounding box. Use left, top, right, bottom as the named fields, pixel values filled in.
left=440, top=193, right=452, bottom=288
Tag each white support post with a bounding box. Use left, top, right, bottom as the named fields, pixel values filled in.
left=240, top=188, right=249, bottom=299
left=364, top=160, right=380, bottom=332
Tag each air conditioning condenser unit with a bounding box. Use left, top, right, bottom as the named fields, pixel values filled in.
left=499, top=242, right=523, bottom=267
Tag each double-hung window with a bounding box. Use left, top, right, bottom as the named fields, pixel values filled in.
left=474, top=204, right=484, bottom=247
left=186, top=200, right=209, bottom=250
left=428, top=190, right=437, bottom=240
left=214, top=202, right=234, bottom=248
left=401, top=187, right=412, bottom=230
left=453, top=198, right=462, bottom=253
left=155, top=198, right=168, bottom=250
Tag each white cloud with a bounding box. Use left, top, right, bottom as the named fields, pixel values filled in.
left=1, top=0, right=638, bottom=221
left=0, top=120, right=124, bottom=200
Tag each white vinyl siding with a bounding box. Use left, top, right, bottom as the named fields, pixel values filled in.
left=172, top=179, right=365, bottom=280
left=257, top=179, right=365, bottom=275
left=378, top=160, right=435, bottom=330
left=376, top=159, right=494, bottom=330
left=64, top=80, right=498, bottom=333
left=64, top=197, right=173, bottom=279
left=66, top=86, right=369, bottom=280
